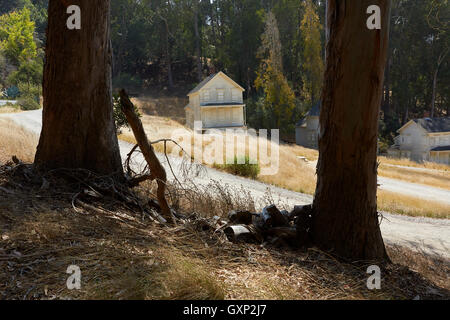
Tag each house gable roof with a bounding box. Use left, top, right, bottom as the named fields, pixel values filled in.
left=296, top=102, right=320, bottom=127
left=414, top=117, right=450, bottom=133
left=187, top=72, right=245, bottom=96
left=398, top=117, right=450, bottom=133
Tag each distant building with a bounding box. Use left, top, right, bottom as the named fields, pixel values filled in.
left=295, top=102, right=320, bottom=149
left=185, top=72, right=246, bottom=130
left=388, top=117, right=450, bottom=164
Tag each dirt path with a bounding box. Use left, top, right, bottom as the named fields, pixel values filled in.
left=306, top=160, right=450, bottom=205
left=2, top=110, right=449, bottom=259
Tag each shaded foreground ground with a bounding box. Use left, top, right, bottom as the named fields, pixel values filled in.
left=0, top=164, right=448, bottom=300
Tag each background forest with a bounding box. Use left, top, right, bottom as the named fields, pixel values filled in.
left=0, top=0, right=448, bottom=146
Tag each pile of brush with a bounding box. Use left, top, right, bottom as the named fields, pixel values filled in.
left=221, top=204, right=314, bottom=247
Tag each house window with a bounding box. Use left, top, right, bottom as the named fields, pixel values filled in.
left=232, top=91, right=239, bottom=102
left=217, top=89, right=224, bottom=102
left=430, top=137, right=437, bottom=145
left=203, top=90, right=210, bottom=102
left=401, top=136, right=410, bottom=144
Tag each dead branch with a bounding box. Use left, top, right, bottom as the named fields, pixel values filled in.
left=119, top=89, right=175, bottom=223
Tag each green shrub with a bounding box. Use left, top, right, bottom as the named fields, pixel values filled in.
left=17, top=81, right=41, bottom=98
left=17, top=96, right=40, bottom=110
left=214, top=156, right=260, bottom=179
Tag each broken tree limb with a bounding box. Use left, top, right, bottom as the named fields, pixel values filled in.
left=119, top=89, right=175, bottom=223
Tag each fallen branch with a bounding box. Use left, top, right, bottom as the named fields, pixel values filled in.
left=119, top=89, right=175, bottom=224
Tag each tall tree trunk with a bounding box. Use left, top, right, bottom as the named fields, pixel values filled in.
left=431, top=48, right=449, bottom=118
left=312, top=0, right=391, bottom=261
left=430, top=49, right=448, bottom=118
left=162, top=17, right=174, bottom=89
left=194, top=1, right=203, bottom=82
left=35, top=0, right=123, bottom=176
left=324, top=0, right=329, bottom=62
left=404, top=105, right=409, bottom=124
left=430, top=69, right=438, bottom=118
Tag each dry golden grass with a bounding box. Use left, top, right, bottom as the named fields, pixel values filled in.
left=132, top=95, right=448, bottom=172
left=379, top=156, right=450, bottom=171
left=119, top=116, right=449, bottom=218
left=0, top=166, right=448, bottom=300
left=378, top=165, right=450, bottom=190
left=0, top=106, right=21, bottom=114
left=285, top=143, right=320, bottom=161
left=1, top=117, right=443, bottom=219
left=259, top=143, right=317, bottom=194
left=0, top=118, right=38, bottom=163
left=377, top=190, right=450, bottom=219
left=119, top=114, right=189, bottom=155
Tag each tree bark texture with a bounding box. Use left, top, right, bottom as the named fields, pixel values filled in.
left=312, top=0, right=391, bottom=261
left=35, top=0, right=123, bottom=176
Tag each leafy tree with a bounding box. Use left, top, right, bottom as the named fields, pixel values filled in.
left=300, top=0, right=324, bottom=105
left=255, top=62, right=296, bottom=133
left=0, top=8, right=37, bottom=66
left=7, top=56, right=42, bottom=86
left=259, top=11, right=283, bottom=72
left=2, top=0, right=446, bottom=143
left=272, top=0, right=305, bottom=94
left=254, top=11, right=296, bottom=135
left=426, top=0, right=449, bottom=117
left=0, top=0, right=22, bottom=15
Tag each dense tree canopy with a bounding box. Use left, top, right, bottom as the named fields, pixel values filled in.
left=0, top=0, right=448, bottom=141
left=0, top=8, right=37, bottom=65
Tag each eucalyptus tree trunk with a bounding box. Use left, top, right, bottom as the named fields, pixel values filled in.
left=35, top=0, right=123, bottom=176
left=312, top=0, right=391, bottom=261
left=431, top=49, right=448, bottom=118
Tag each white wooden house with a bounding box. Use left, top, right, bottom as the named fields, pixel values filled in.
left=388, top=117, right=450, bottom=164
left=185, top=72, right=246, bottom=130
